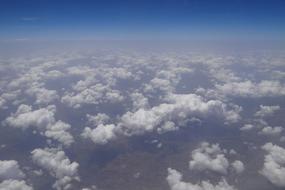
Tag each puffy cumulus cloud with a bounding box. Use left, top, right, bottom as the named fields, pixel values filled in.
left=45, top=121, right=74, bottom=147
left=26, top=87, right=59, bottom=105
left=0, top=180, right=33, bottom=190
left=240, top=124, right=255, bottom=131
left=167, top=168, right=236, bottom=190
left=119, top=93, right=241, bottom=136
left=4, top=104, right=74, bottom=146
left=61, top=84, right=123, bottom=108
left=208, top=68, right=240, bottom=83
left=86, top=113, right=110, bottom=126
left=130, top=92, right=149, bottom=110
left=66, top=66, right=95, bottom=77
left=0, top=90, right=21, bottom=107
left=215, top=80, right=285, bottom=98
left=258, top=126, right=283, bottom=136
left=81, top=124, right=117, bottom=145
left=157, top=121, right=178, bottom=134
left=4, top=104, right=56, bottom=130
left=0, top=160, right=25, bottom=180
left=0, top=97, right=6, bottom=108
left=0, top=160, right=32, bottom=190
left=81, top=186, right=97, bottom=190
left=189, top=142, right=245, bottom=175
left=254, top=105, right=280, bottom=118
left=43, top=70, right=65, bottom=80
left=142, top=67, right=193, bottom=95
left=31, top=148, right=79, bottom=190
left=107, top=67, right=133, bottom=80
left=144, top=77, right=174, bottom=93
left=231, top=160, right=245, bottom=174
left=189, top=142, right=229, bottom=174
left=260, top=143, right=285, bottom=187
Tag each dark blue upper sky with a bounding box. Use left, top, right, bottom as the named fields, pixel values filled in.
left=0, top=0, right=285, bottom=41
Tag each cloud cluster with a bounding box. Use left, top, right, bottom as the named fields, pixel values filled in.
left=4, top=104, right=74, bottom=146
left=258, top=126, right=283, bottom=136
left=61, top=84, right=124, bottom=108
left=0, top=160, right=25, bottom=180
left=189, top=143, right=229, bottom=174
left=254, top=105, right=280, bottom=118
left=81, top=124, right=117, bottom=145
left=0, top=180, right=33, bottom=190
left=81, top=92, right=241, bottom=145
left=119, top=93, right=241, bottom=136
left=215, top=80, right=285, bottom=98
left=167, top=168, right=236, bottom=190
left=0, top=160, right=32, bottom=190
left=260, top=143, right=285, bottom=187
left=31, top=148, right=79, bottom=190
left=189, top=142, right=244, bottom=175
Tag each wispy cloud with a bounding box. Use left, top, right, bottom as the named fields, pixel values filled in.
left=20, top=17, right=39, bottom=21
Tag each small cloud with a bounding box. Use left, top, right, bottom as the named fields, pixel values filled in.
left=20, top=17, right=39, bottom=21
left=14, top=38, right=30, bottom=41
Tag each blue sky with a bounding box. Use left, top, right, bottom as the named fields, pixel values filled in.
left=0, top=0, right=285, bottom=41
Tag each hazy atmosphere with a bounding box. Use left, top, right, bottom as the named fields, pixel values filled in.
left=0, top=1, right=285, bottom=190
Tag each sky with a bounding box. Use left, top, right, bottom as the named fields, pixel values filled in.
left=0, top=0, right=285, bottom=41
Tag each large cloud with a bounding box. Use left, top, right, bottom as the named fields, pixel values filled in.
left=167, top=168, right=236, bottom=190
left=0, top=160, right=32, bottom=190
left=4, top=104, right=74, bottom=146
left=215, top=80, right=285, bottom=98
left=61, top=84, right=123, bottom=108
left=189, top=142, right=244, bottom=175
left=189, top=142, right=229, bottom=174
left=0, top=160, right=25, bottom=180
left=26, top=86, right=59, bottom=105
left=258, top=126, right=283, bottom=136
left=119, top=93, right=241, bottom=136
left=4, top=104, right=56, bottom=130
left=81, top=124, right=117, bottom=145
left=260, top=143, right=285, bottom=187
left=31, top=148, right=79, bottom=190
left=254, top=105, right=280, bottom=118
left=81, top=93, right=241, bottom=145
left=0, top=180, right=33, bottom=190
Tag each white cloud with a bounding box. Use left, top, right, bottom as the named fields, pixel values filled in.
left=31, top=148, right=79, bottom=190
left=45, top=121, right=74, bottom=147
left=167, top=168, right=236, bottom=190
left=144, top=77, right=173, bottom=93
left=215, top=80, right=285, bottom=98
left=0, top=160, right=25, bottom=180
left=189, top=142, right=229, bottom=174
left=0, top=97, right=6, bottom=108
left=26, top=87, right=59, bottom=105
left=240, top=124, right=255, bottom=131
left=0, top=180, right=33, bottom=190
left=157, top=121, right=178, bottom=134
left=44, top=70, right=65, bottom=80
left=255, top=105, right=280, bottom=118
left=86, top=113, right=110, bottom=126
left=119, top=93, right=241, bottom=136
left=260, top=143, right=285, bottom=187
left=81, top=124, right=117, bottom=145
left=61, top=84, right=123, bottom=108
left=130, top=92, right=149, bottom=110
left=231, top=160, right=245, bottom=174
left=4, top=104, right=74, bottom=146
left=4, top=104, right=56, bottom=130
left=259, top=126, right=283, bottom=136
